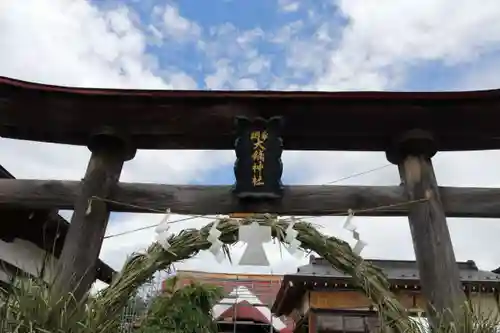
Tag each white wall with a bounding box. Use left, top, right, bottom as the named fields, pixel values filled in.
left=0, top=238, right=56, bottom=283
left=469, top=293, right=500, bottom=318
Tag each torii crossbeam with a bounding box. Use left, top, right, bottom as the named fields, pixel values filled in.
left=2, top=75, right=498, bottom=319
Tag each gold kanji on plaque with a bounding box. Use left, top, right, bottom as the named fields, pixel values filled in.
left=252, top=149, right=265, bottom=163
left=251, top=131, right=267, bottom=151
left=252, top=162, right=264, bottom=186
left=250, top=130, right=267, bottom=186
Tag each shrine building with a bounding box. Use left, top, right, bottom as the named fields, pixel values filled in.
left=271, top=256, right=500, bottom=333
left=174, top=270, right=293, bottom=333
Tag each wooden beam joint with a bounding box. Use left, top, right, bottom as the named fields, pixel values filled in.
left=386, top=129, right=437, bottom=165
left=88, top=127, right=136, bottom=161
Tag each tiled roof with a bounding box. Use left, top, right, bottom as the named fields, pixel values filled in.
left=273, top=256, right=500, bottom=316
left=297, top=257, right=500, bottom=283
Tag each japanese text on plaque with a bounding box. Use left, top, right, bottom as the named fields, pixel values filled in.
left=250, top=130, right=268, bottom=186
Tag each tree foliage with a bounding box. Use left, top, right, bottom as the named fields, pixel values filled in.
left=136, top=276, right=224, bottom=333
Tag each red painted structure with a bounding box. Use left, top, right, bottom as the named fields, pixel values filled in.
left=171, top=271, right=294, bottom=332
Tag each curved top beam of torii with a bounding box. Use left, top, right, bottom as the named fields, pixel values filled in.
left=1, top=75, right=500, bottom=152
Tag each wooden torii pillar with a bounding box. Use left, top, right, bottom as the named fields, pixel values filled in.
left=53, top=129, right=136, bottom=300
left=387, top=129, right=465, bottom=321
left=3, top=75, right=500, bottom=311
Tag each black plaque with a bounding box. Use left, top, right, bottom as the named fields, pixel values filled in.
left=233, top=116, right=284, bottom=199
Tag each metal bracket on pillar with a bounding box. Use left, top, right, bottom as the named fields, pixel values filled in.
left=386, top=128, right=464, bottom=324
left=53, top=127, right=136, bottom=300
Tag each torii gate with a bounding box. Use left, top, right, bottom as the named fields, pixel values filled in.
left=1, top=76, right=500, bottom=316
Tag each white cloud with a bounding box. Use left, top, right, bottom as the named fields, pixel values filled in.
left=338, top=0, right=500, bottom=64
left=0, top=0, right=196, bottom=89
left=204, top=59, right=235, bottom=89
left=156, top=3, right=201, bottom=41
left=201, top=24, right=270, bottom=90
left=246, top=57, right=270, bottom=74
left=269, top=0, right=500, bottom=91
left=234, top=77, right=258, bottom=89
left=1, top=0, right=152, bottom=88
left=279, top=1, right=300, bottom=13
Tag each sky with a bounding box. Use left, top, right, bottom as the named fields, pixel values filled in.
left=3, top=0, right=500, bottom=291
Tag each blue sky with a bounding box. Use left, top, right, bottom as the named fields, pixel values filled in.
left=87, top=0, right=500, bottom=93
left=3, top=0, right=500, bottom=279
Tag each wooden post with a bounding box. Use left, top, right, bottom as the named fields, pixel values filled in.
left=308, top=311, right=317, bottom=333
left=386, top=129, right=465, bottom=323
left=53, top=129, right=135, bottom=300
